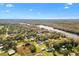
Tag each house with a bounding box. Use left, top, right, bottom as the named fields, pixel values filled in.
left=30, top=37, right=35, bottom=41
left=45, top=40, right=49, bottom=43
left=60, top=47, right=67, bottom=51
left=37, top=41, right=42, bottom=44
left=37, top=33, right=42, bottom=36
left=0, top=44, right=3, bottom=49
left=27, top=24, right=30, bottom=26
left=62, top=45, right=65, bottom=48
left=47, top=47, right=55, bottom=52
left=41, top=48, right=45, bottom=51
left=52, top=48, right=55, bottom=51
left=8, top=49, right=16, bottom=55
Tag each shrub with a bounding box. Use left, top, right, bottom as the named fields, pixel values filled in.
left=29, top=45, right=36, bottom=53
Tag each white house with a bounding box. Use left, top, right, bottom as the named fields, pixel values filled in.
left=0, top=44, right=3, bottom=49
left=8, top=49, right=15, bottom=55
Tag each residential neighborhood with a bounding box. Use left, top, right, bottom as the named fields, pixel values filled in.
left=0, top=23, right=79, bottom=56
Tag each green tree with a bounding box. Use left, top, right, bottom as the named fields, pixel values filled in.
left=29, top=45, right=36, bottom=53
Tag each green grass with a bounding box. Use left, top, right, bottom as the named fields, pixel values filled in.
left=42, top=51, right=54, bottom=56
left=54, top=51, right=64, bottom=56
left=0, top=53, right=8, bottom=56
left=17, top=41, right=25, bottom=47
left=36, top=44, right=46, bottom=52
left=32, top=42, right=46, bottom=53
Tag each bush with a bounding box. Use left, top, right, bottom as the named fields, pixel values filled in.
left=29, top=45, right=36, bottom=53
left=66, top=44, right=73, bottom=51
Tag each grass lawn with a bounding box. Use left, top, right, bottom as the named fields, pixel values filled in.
left=32, top=42, right=47, bottom=53
left=0, top=53, right=8, bottom=56
left=17, top=41, right=25, bottom=47
left=54, top=51, right=64, bottom=56
left=36, top=44, right=46, bottom=53
left=42, top=51, right=54, bottom=56
left=29, top=41, right=54, bottom=56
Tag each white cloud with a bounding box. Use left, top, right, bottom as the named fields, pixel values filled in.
left=5, top=4, right=13, bottom=7
left=1, top=9, right=10, bottom=13
left=66, top=3, right=73, bottom=5
left=64, top=6, right=69, bottom=9
left=5, top=10, right=9, bottom=13
left=29, top=9, right=32, bottom=11
left=64, top=3, right=73, bottom=9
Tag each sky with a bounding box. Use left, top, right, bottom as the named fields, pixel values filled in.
left=0, top=3, right=79, bottom=19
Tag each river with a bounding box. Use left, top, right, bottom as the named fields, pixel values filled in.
left=37, top=25, right=79, bottom=39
